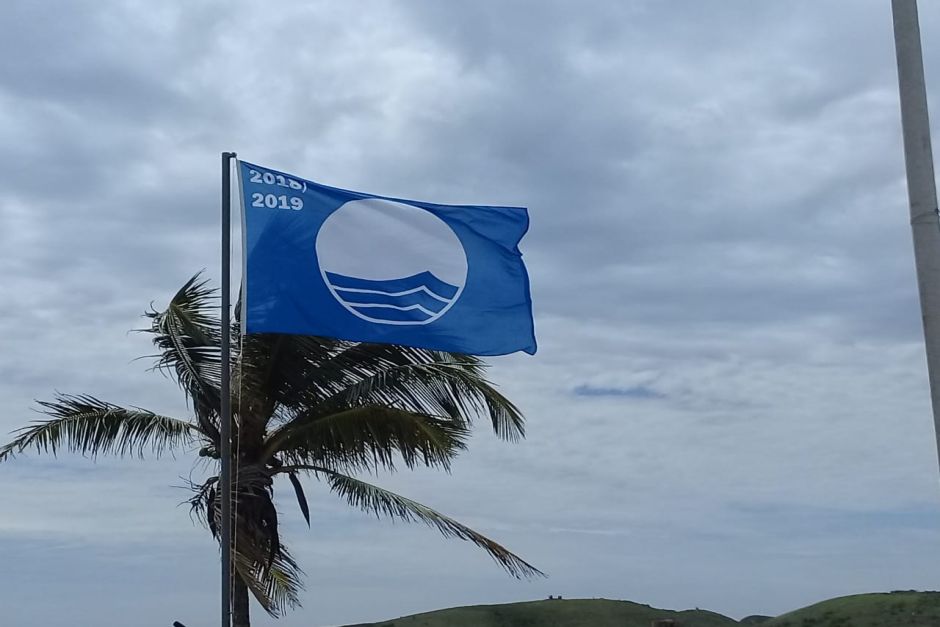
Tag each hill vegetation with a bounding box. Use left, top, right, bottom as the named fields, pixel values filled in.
left=343, top=591, right=940, bottom=627
left=764, top=591, right=940, bottom=627
left=347, top=598, right=738, bottom=627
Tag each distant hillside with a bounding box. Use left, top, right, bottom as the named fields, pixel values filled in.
left=346, top=598, right=739, bottom=627
left=341, top=592, right=940, bottom=627
left=764, top=591, right=940, bottom=627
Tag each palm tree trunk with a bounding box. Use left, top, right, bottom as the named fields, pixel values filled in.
left=232, top=573, right=251, bottom=627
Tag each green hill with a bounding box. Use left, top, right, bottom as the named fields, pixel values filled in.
left=342, top=591, right=940, bottom=627
left=348, top=598, right=739, bottom=627
left=763, top=591, right=940, bottom=627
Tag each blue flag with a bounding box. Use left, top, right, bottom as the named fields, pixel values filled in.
left=238, top=161, right=536, bottom=356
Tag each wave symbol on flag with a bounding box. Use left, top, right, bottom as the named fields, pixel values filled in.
left=325, top=271, right=460, bottom=324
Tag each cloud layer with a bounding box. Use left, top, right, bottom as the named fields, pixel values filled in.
left=3, top=1, right=940, bottom=626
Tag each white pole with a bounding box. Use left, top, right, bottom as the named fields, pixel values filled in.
left=892, top=0, right=940, bottom=476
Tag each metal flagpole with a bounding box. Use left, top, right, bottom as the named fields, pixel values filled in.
left=220, top=151, right=237, bottom=627
left=892, top=0, right=940, bottom=476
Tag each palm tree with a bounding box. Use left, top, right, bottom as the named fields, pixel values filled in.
left=0, top=275, right=541, bottom=627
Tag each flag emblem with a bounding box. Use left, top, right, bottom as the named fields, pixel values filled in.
left=316, top=197, right=468, bottom=326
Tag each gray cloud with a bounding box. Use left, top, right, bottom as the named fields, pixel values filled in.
left=4, top=1, right=940, bottom=626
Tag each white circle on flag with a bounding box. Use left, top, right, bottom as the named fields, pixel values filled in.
left=316, top=198, right=468, bottom=326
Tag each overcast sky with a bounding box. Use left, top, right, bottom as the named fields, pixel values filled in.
left=4, top=1, right=940, bottom=626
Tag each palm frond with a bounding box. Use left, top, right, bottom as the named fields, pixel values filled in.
left=429, top=354, right=526, bottom=441
left=286, top=465, right=544, bottom=580
left=234, top=541, right=304, bottom=617
left=233, top=333, right=525, bottom=446
left=0, top=394, right=198, bottom=462
left=264, top=406, right=469, bottom=472
left=187, top=465, right=303, bottom=616
left=236, top=334, right=333, bottom=421
left=297, top=343, right=470, bottom=408
left=144, top=273, right=223, bottom=443
left=311, top=358, right=525, bottom=441
left=287, top=472, right=310, bottom=527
